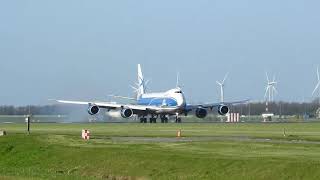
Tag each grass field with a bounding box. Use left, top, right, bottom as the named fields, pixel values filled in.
left=1, top=122, right=320, bottom=179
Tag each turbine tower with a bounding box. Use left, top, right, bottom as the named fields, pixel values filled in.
left=216, top=73, right=229, bottom=102
left=312, top=66, right=320, bottom=98
left=264, top=72, right=278, bottom=102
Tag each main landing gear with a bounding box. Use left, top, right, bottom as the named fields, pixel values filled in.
left=139, top=115, right=157, bottom=123
left=160, top=115, right=169, bottom=123
left=139, top=115, right=182, bottom=123
left=139, top=115, right=170, bottom=123
left=149, top=115, right=157, bottom=123
left=140, top=117, right=147, bottom=123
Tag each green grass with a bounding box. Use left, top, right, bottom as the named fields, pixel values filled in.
left=1, top=123, right=320, bottom=179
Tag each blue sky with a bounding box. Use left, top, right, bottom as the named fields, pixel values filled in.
left=0, top=0, right=320, bottom=105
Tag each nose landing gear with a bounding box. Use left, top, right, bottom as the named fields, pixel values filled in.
left=175, top=113, right=182, bottom=123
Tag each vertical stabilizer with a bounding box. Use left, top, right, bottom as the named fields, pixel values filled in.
left=137, top=64, right=145, bottom=99
left=176, top=72, right=180, bottom=88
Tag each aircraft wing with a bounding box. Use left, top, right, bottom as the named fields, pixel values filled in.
left=186, top=99, right=250, bottom=110
left=54, top=100, right=175, bottom=112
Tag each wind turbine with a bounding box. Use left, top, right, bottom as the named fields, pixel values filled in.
left=312, top=66, right=320, bottom=98
left=216, top=73, right=229, bottom=102
left=264, top=72, right=278, bottom=102
left=130, top=79, right=150, bottom=99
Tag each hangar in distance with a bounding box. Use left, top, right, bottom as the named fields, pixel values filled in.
left=54, top=64, right=248, bottom=123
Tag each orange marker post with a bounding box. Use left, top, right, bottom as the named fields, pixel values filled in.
left=177, top=129, right=182, bottom=138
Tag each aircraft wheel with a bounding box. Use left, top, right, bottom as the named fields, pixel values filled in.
left=160, top=115, right=168, bottom=123
left=140, top=118, right=147, bottom=123
left=150, top=118, right=157, bottom=123
left=161, top=117, right=169, bottom=123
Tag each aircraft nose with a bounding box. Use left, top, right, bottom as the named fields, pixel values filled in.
left=177, top=95, right=186, bottom=107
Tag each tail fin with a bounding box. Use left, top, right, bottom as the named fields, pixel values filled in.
left=176, top=72, right=180, bottom=88
left=137, top=64, right=145, bottom=99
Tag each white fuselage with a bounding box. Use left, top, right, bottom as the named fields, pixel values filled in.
left=137, top=88, right=186, bottom=108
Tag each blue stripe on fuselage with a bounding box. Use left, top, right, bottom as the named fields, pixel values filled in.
left=137, top=97, right=178, bottom=106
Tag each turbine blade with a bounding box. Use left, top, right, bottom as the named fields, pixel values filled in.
left=216, top=81, right=222, bottom=86
left=273, top=75, right=276, bottom=82
left=264, top=86, right=270, bottom=99
left=312, top=82, right=320, bottom=96
left=222, top=72, right=229, bottom=84
left=130, top=85, right=138, bottom=91
left=266, top=72, right=270, bottom=83
left=145, top=79, right=151, bottom=87
left=272, top=86, right=278, bottom=94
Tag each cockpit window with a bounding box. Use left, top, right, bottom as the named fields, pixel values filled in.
left=175, top=91, right=182, bottom=93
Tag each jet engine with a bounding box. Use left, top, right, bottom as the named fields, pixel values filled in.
left=218, top=105, right=229, bottom=115
left=195, top=107, right=207, bottom=118
left=121, top=108, right=134, bottom=118
left=88, top=105, right=100, bottom=115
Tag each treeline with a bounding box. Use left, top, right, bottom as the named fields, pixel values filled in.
left=0, top=105, right=73, bottom=115
left=232, top=100, right=320, bottom=116
left=0, top=101, right=319, bottom=116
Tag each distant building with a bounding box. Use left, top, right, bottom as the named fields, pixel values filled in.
left=316, top=108, right=320, bottom=119
left=262, top=113, right=274, bottom=122
left=303, top=114, right=310, bottom=120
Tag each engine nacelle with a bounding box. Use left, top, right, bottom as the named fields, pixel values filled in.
left=121, top=108, right=134, bottom=118
left=218, top=105, right=229, bottom=115
left=195, top=108, right=207, bottom=119
left=88, top=105, right=100, bottom=115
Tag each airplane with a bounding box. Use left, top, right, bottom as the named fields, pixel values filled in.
left=53, top=64, right=248, bottom=123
